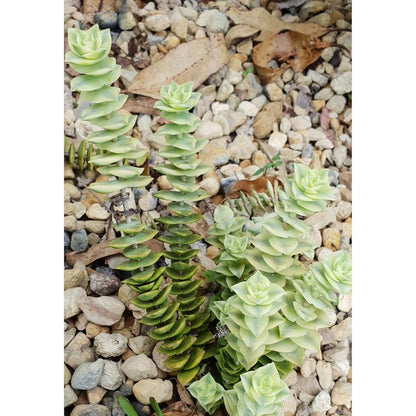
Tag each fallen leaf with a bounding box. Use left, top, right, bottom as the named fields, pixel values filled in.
left=65, top=238, right=164, bottom=266
left=253, top=31, right=331, bottom=83
left=226, top=7, right=327, bottom=42
left=124, top=96, right=158, bottom=115
left=224, top=24, right=260, bottom=48
left=152, top=401, right=195, bottom=416
left=187, top=217, right=210, bottom=240
left=82, top=0, right=116, bottom=24
left=128, top=34, right=229, bottom=99
left=176, top=383, right=195, bottom=407
left=226, top=176, right=282, bottom=199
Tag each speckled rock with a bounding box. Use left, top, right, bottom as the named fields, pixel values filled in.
left=77, top=296, right=126, bottom=326
left=70, top=404, right=111, bottom=416
left=316, top=360, right=333, bottom=389
left=120, top=354, right=158, bottom=381
left=90, top=269, right=121, bottom=296
left=331, top=379, right=352, bottom=407
left=64, top=332, right=96, bottom=369
left=228, top=134, right=257, bottom=160
left=100, top=359, right=123, bottom=391
left=152, top=341, right=170, bottom=372
left=128, top=336, right=157, bottom=356
left=132, top=379, right=173, bottom=404
left=64, top=385, right=78, bottom=407
left=71, top=359, right=104, bottom=390
left=64, top=287, right=87, bottom=319
left=144, top=13, right=170, bottom=32
left=214, top=110, right=247, bottom=135
left=195, top=121, right=223, bottom=139
left=310, top=391, right=331, bottom=414
left=94, top=333, right=129, bottom=357
left=326, top=95, right=346, bottom=113
left=330, top=71, right=352, bottom=95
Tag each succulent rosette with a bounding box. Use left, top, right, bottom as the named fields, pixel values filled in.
left=214, top=272, right=286, bottom=369
left=188, top=373, right=225, bottom=415
left=305, top=250, right=352, bottom=303
left=223, top=363, right=290, bottom=416
left=155, top=81, right=201, bottom=113
left=280, top=163, right=335, bottom=216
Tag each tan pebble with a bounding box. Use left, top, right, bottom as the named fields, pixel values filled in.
left=240, top=159, right=251, bottom=168
left=118, top=284, right=139, bottom=307
left=157, top=43, right=167, bottom=53
left=165, top=35, right=180, bottom=49
left=157, top=175, right=172, bottom=190
left=342, top=221, right=352, bottom=239
left=112, top=317, right=125, bottom=331
left=86, top=203, right=110, bottom=220
left=85, top=322, right=110, bottom=338
left=330, top=118, right=340, bottom=130
left=310, top=151, right=322, bottom=169
left=114, top=328, right=133, bottom=339
left=336, top=201, right=352, bottom=220
left=64, top=215, right=78, bottom=232
left=64, top=162, right=75, bottom=179
left=81, top=187, right=106, bottom=208
left=64, top=203, right=74, bottom=216
left=312, top=100, right=326, bottom=112
left=199, top=176, right=220, bottom=197
left=252, top=150, right=269, bottom=168
left=87, top=233, right=100, bottom=246
left=339, top=171, right=352, bottom=189
left=85, top=220, right=106, bottom=234
left=236, top=38, right=253, bottom=55
left=243, top=165, right=261, bottom=177
left=195, top=29, right=205, bottom=38
left=73, top=391, right=89, bottom=406
left=220, top=164, right=244, bottom=177
left=211, top=195, right=223, bottom=205
left=339, top=187, right=352, bottom=202
left=87, top=386, right=107, bottom=404
left=64, top=182, right=81, bottom=200
left=227, top=56, right=244, bottom=72
left=207, top=246, right=220, bottom=259
left=76, top=221, right=85, bottom=230
left=64, top=364, right=72, bottom=385
left=122, top=348, right=137, bottom=361
left=73, top=201, right=87, bottom=219
left=322, top=228, right=341, bottom=250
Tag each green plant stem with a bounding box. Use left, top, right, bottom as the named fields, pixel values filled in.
left=149, top=397, right=164, bottom=416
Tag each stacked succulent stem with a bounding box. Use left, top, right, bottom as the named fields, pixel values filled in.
left=149, top=82, right=214, bottom=385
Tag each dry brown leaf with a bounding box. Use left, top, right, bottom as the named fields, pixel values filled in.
left=226, top=176, right=282, bottom=199
left=253, top=31, right=331, bottom=83
left=82, top=0, right=116, bottom=24
left=224, top=24, right=260, bottom=48
left=176, top=383, right=195, bottom=407
left=124, top=96, right=158, bottom=115
left=128, top=34, right=229, bottom=99
left=65, top=238, right=163, bottom=266
left=226, top=7, right=327, bottom=41
left=152, top=401, right=195, bottom=416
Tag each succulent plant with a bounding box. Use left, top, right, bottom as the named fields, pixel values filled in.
left=143, top=81, right=214, bottom=385
left=214, top=272, right=287, bottom=370
left=223, top=363, right=290, bottom=416
left=279, top=163, right=335, bottom=217
left=65, top=25, right=151, bottom=195
left=206, top=205, right=253, bottom=293
left=188, top=373, right=225, bottom=414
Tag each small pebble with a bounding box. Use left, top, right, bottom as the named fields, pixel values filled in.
left=316, top=360, right=333, bottom=389
left=70, top=404, right=111, bottom=416
left=290, top=115, right=312, bottom=131
left=200, top=176, right=220, bottom=196
left=310, top=391, right=331, bottom=414
left=94, top=333, right=128, bottom=358
left=86, top=203, right=110, bottom=220
left=78, top=296, right=126, bottom=326
left=118, top=12, right=137, bottom=30
left=128, top=336, right=157, bottom=356
left=100, top=360, right=123, bottom=391
left=64, top=385, right=78, bottom=407
left=326, top=95, right=346, bottom=114
left=70, top=229, right=88, bottom=252
left=331, top=71, right=352, bottom=95
left=64, top=287, right=87, bottom=319
left=87, top=386, right=107, bottom=405
left=64, top=332, right=95, bottom=369
left=331, top=379, right=352, bottom=407
left=195, top=121, right=223, bottom=139
left=95, top=11, right=118, bottom=29
left=132, top=379, right=173, bottom=404
left=144, top=13, right=170, bottom=32
left=139, top=192, right=157, bottom=211
left=90, top=269, right=121, bottom=296
left=120, top=354, right=158, bottom=381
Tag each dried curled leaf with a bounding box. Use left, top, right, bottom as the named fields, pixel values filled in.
left=253, top=31, right=331, bottom=83
left=226, top=7, right=327, bottom=42
left=224, top=24, right=260, bottom=48
left=226, top=176, right=282, bottom=199
left=128, top=34, right=229, bottom=99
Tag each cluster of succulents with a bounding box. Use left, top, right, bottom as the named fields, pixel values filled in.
left=66, top=25, right=352, bottom=416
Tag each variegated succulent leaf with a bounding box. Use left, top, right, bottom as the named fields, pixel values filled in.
left=188, top=373, right=225, bottom=414
left=223, top=363, right=290, bottom=416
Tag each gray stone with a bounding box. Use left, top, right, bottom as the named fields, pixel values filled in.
left=314, top=87, right=334, bottom=101
left=326, top=95, right=346, bottom=114
left=70, top=404, right=111, bottom=416
left=152, top=341, right=170, bottom=372
left=302, top=143, right=314, bottom=158
left=64, top=232, right=71, bottom=249
left=90, top=270, right=121, bottom=296
left=95, top=11, right=118, bottom=29
left=300, top=358, right=316, bottom=378
left=71, top=359, right=104, bottom=390
left=199, top=142, right=230, bottom=166
left=235, top=73, right=263, bottom=100
left=78, top=296, right=126, bottom=326
left=128, top=336, right=157, bottom=356
left=100, top=359, right=123, bottom=390
left=120, top=354, right=158, bottom=381
left=65, top=328, right=76, bottom=347
left=307, top=69, right=329, bottom=87
left=64, top=287, right=87, bottom=319
left=331, top=379, right=352, bottom=406
left=316, top=360, right=332, bottom=389
left=118, top=12, right=137, bottom=30
left=132, top=378, right=173, bottom=404
left=144, top=13, right=170, bottom=31
left=323, top=342, right=349, bottom=363
left=276, top=394, right=297, bottom=416
left=332, top=145, right=347, bottom=168
left=295, top=403, right=309, bottom=416
left=94, top=333, right=128, bottom=357
left=70, top=229, right=88, bottom=252
left=64, top=332, right=96, bottom=369
left=228, top=134, right=257, bottom=160
left=331, top=317, right=352, bottom=341
left=214, top=110, right=246, bottom=135
left=332, top=358, right=350, bottom=379
left=310, top=391, right=331, bottom=414
left=138, top=191, right=157, bottom=211
left=195, top=121, right=223, bottom=139
left=64, top=385, right=78, bottom=407
left=292, top=375, right=321, bottom=396
left=206, top=11, right=229, bottom=33
left=304, top=128, right=327, bottom=141
left=331, top=71, right=352, bottom=95
left=290, top=115, right=312, bottom=131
